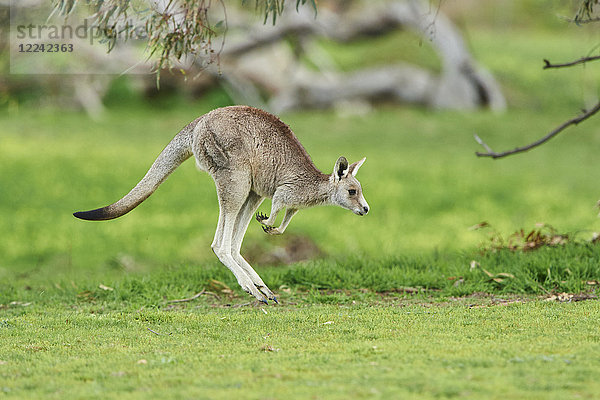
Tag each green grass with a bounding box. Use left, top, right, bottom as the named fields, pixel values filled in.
left=2, top=3, right=600, bottom=398
left=2, top=302, right=600, bottom=399
left=1, top=243, right=599, bottom=311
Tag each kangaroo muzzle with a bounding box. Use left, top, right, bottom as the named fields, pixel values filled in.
left=355, top=197, right=369, bottom=216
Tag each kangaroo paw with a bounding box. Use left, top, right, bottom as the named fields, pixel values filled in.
left=262, top=225, right=282, bottom=235
left=261, top=225, right=281, bottom=235
left=256, top=212, right=269, bottom=223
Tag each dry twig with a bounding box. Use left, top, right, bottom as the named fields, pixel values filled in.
left=475, top=101, right=600, bottom=159
left=543, top=55, right=600, bottom=69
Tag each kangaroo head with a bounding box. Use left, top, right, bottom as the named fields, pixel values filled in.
left=330, top=156, right=369, bottom=216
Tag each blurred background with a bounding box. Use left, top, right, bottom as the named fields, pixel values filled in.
left=1, top=0, right=600, bottom=285
left=7, top=0, right=593, bottom=114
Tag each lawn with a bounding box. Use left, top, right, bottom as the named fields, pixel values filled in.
left=2, top=2, right=600, bottom=399
left=2, top=302, right=600, bottom=399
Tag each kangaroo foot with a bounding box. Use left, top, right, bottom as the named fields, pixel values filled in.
left=255, top=284, right=277, bottom=303
left=238, top=276, right=269, bottom=304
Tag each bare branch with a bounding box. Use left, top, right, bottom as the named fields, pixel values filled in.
left=475, top=101, right=600, bottom=159
left=473, top=133, right=494, bottom=154
left=543, top=55, right=600, bottom=69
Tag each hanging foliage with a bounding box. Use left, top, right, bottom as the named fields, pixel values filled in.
left=52, top=0, right=317, bottom=74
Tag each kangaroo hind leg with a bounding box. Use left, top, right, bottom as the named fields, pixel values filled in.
left=211, top=172, right=269, bottom=303
left=231, top=191, right=277, bottom=302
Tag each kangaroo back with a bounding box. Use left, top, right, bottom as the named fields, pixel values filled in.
left=73, top=118, right=198, bottom=221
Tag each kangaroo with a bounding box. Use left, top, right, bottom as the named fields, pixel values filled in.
left=73, top=106, right=369, bottom=304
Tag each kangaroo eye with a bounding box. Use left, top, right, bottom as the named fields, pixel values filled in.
left=348, top=189, right=357, bottom=196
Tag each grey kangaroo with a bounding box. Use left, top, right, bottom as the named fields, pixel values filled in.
left=74, top=106, right=369, bottom=304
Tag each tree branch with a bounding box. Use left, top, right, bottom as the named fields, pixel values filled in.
left=543, top=55, right=600, bottom=69
left=475, top=101, right=600, bottom=159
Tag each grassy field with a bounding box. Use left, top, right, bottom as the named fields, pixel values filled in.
left=2, top=302, right=600, bottom=399
left=2, top=2, right=600, bottom=399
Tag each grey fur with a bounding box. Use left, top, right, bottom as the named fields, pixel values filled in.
left=74, top=106, right=369, bottom=303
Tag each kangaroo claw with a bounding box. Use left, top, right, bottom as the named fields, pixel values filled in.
left=242, top=281, right=269, bottom=304
left=256, top=212, right=269, bottom=223
left=256, top=284, right=276, bottom=303
left=262, top=225, right=282, bottom=235
left=262, top=225, right=273, bottom=233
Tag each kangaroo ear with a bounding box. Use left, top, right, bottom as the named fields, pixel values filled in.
left=348, top=157, right=366, bottom=177
left=333, top=156, right=349, bottom=181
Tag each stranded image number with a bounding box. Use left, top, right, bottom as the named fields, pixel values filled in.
left=18, top=43, right=74, bottom=53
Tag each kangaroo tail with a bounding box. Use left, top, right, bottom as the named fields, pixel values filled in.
left=73, top=119, right=199, bottom=221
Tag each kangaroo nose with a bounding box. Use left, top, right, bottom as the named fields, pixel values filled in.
left=363, top=206, right=369, bottom=214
